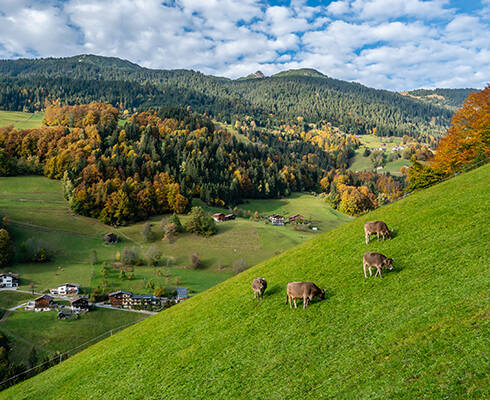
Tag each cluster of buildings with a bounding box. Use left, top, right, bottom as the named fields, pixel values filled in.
left=0, top=273, right=19, bottom=288
left=25, top=294, right=89, bottom=316
left=108, top=288, right=189, bottom=310
left=268, top=214, right=305, bottom=226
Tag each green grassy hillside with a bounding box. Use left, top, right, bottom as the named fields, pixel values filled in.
left=3, top=165, right=489, bottom=399
left=0, top=110, right=44, bottom=129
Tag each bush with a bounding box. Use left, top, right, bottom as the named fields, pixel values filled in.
left=163, top=222, right=177, bottom=243
left=141, top=222, right=154, bottom=242
left=20, top=238, right=52, bottom=263
left=189, top=252, right=200, bottom=269
left=121, top=248, right=138, bottom=266
left=233, top=258, right=248, bottom=275
left=184, top=206, right=217, bottom=237
left=0, top=229, right=13, bottom=266
left=169, top=213, right=185, bottom=233
left=145, top=245, right=162, bottom=266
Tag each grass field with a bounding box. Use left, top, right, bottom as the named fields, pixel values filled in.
left=0, top=292, right=34, bottom=310
left=0, top=111, right=44, bottom=129
left=0, top=176, right=349, bottom=295
left=349, top=135, right=410, bottom=175
left=0, top=307, right=146, bottom=365
left=3, top=164, right=488, bottom=399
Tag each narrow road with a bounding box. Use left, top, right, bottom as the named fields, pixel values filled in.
left=95, top=303, right=157, bottom=315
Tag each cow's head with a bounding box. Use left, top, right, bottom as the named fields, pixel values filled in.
left=386, top=229, right=392, bottom=240
left=383, top=258, right=394, bottom=270
left=319, top=288, right=326, bottom=300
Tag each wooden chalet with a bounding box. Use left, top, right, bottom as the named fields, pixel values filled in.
left=70, top=296, right=89, bottom=312
left=289, top=214, right=305, bottom=224
left=103, top=232, right=118, bottom=243
left=269, top=214, right=285, bottom=226
left=213, top=213, right=235, bottom=222
left=108, top=290, right=132, bottom=307
left=26, top=294, right=55, bottom=311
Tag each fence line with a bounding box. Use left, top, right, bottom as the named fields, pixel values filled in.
left=0, top=317, right=146, bottom=390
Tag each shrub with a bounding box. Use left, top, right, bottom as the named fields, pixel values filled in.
left=20, top=238, right=52, bottom=263
left=145, top=245, right=162, bottom=266
left=121, top=248, right=138, bottom=266
left=233, top=258, right=248, bottom=275
left=185, top=206, right=217, bottom=237
left=0, top=229, right=13, bottom=266
left=141, top=222, right=154, bottom=242
left=169, top=213, right=185, bottom=233
left=189, top=252, right=200, bottom=269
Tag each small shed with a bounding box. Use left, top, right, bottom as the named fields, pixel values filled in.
left=213, top=213, right=225, bottom=222
left=70, top=296, right=89, bottom=311
left=103, top=233, right=119, bottom=243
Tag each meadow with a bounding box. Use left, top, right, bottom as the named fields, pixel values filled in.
left=0, top=176, right=349, bottom=295
left=0, top=307, right=146, bottom=365
left=4, top=162, right=488, bottom=400
left=349, top=134, right=411, bottom=175
left=0, top=111, right=44, bottom=129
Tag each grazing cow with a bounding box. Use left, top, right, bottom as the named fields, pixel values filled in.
left=364, top=221, right=392, bottom=244
left=286, top=281, right=325, bottom=309
left=251, top=277, right=267, bottom=303
left=363, top=252, right=394, bottom=278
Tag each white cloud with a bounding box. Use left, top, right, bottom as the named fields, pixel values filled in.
left=0, top=0, right=488, bottom=90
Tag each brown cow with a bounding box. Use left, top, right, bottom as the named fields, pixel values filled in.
left=286, top=281, right=325, bottom=309
left=364, top=221, right=392, bottom=244
left=251, top=277, right=267, bottom=303
left=363, top=252, right=394, bottom=278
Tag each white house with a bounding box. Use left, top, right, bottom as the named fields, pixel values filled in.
left=0, top=273, right=19, bottom=288
left=268, top=214, right=285, bottom=226
left=50, top=283, right=80, bottom=296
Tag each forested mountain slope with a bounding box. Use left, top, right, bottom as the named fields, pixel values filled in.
left=400, top=88, right=476, bottom=110
left=0, top=55, right=456, bottom=138
left=4, top=164, right=488, bottom=400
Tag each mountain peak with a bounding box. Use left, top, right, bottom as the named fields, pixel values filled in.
left=272, top=68, right=326, bottom=78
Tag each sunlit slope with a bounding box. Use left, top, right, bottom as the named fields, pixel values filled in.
left=4, top=165, right=489, bottom=400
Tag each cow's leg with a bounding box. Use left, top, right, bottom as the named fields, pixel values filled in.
left=303, top=296, right=308, bottom=309
left=293, top=299, right=297, bottom=308
left=286, top=294, right=289, bottom=305
left=369, top=266, right=373, bottom=277
left=288, top=295, right=292, bottom=308
left=377, top=232, right=380, bottom=242
left=363, top=261, right=368, bottom=278
left=365, top=231, right=370, bottom=245
left=376, top=267, right=383, bottom=278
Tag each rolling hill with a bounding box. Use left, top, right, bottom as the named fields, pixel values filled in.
left=400, top=88, right=476, bottom=110
left=3, top=163, right=488, bottom=399
left=0, top=55, right=455, bottom=137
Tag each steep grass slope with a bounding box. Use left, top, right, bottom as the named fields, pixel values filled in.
left=3, top=165, right=489, bottom=399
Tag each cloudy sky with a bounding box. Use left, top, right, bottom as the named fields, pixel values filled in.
left=0, top=0, right=489, bottom=90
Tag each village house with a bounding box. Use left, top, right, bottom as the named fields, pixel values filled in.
left=50, top=283, right=80, bottom=296
left=70, top=296, right=89, bottom=312
left=108, top=290, right=132, bottom=307
left=289, top=214, right=305, bottom=224
left=26, top=294, right=55, bottom=311
left=268, top=214, right=285, bottom=226
left=126, top=294, right=160, bottom=309
left=0, top=273, right=19, bottom=288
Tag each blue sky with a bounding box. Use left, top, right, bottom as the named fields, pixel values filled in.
left=0, top=0, right=488, bottom=90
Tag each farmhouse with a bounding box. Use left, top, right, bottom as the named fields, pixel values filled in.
left=70, top=296, right=89, bottom=312
left=268, top=214, right=285, bottom=226
left=126, top=294, right=160, bottom=309
left=0, top=273, right=19, bottom=288
left=50, top=283, right=80, bottom=296
left=26, top=294, right=55, bottom=311
left=289, top=214, right=305, bottom=224
left=108, top=290, right=132, bottom=307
